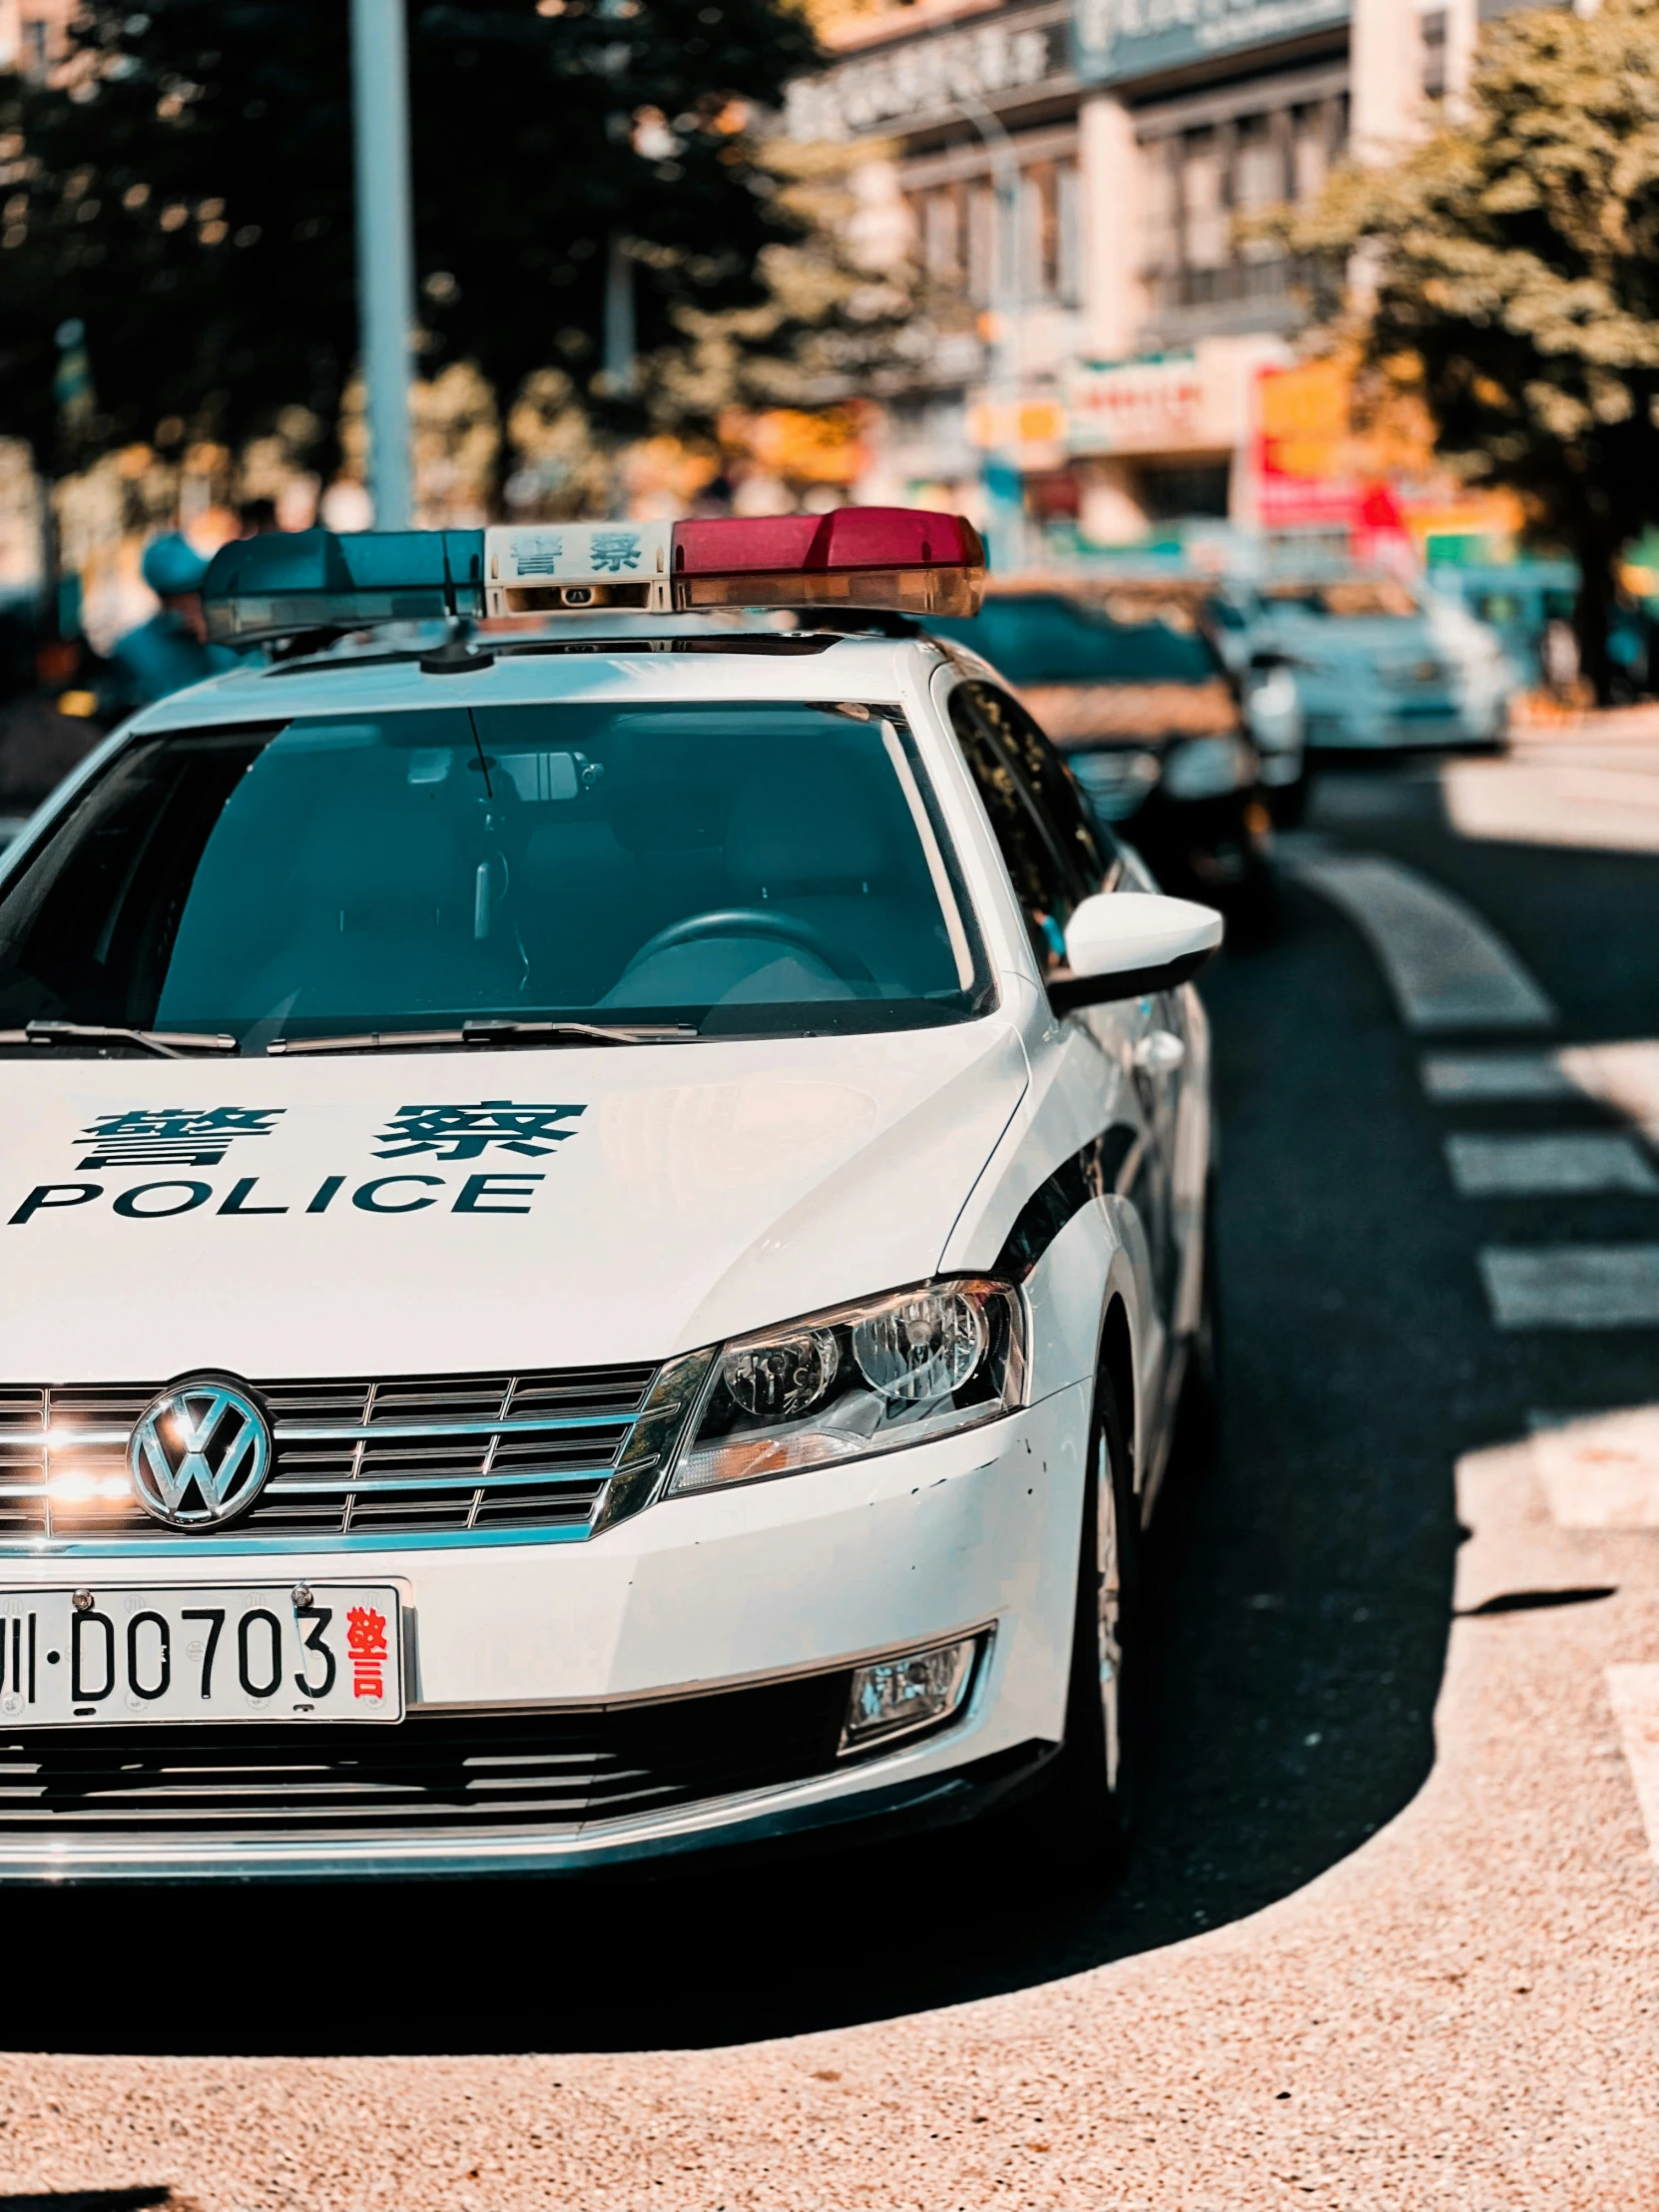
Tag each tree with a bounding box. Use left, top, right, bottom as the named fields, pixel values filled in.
left=1271, top=0, right=1659, bottom=700
left=0, top=0, right=817, bottom=488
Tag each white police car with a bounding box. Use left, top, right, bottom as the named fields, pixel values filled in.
left=0, top=510, right=1220, bottom=1881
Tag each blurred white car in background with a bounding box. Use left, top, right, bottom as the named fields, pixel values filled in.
left=1253, top=576, right=1512, bottom=752
left=1201, top=586, right=1309, bottom=818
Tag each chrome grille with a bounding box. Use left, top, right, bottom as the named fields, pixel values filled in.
left=0, top=1667, right=853, bottom=1837
left=0, top=1365, right=659, bottom=1545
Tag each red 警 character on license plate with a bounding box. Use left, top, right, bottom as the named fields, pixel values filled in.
left=346, top=1605, right=389, bottom=1700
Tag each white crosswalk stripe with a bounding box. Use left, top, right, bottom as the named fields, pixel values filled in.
left=1605, top=1667, right=1659, bottom=1864
left=1421, top=1050, right=1575, bottom=1102
left=1421, top=1041, right=1659, bottom=1130
left=1286, top=851, right=1558, bottom=1032
left=1479, top=1245, right=1659, bottom=1329
left=1445, top=1131, right=1659, bottom=1197
left=1528, top=1407, right=1659, bottom=1526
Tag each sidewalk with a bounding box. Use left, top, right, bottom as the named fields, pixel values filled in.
left=1441, top=707, right=1659, bottom=854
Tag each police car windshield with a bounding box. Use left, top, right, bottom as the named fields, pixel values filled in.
left=0, top=702, right=986, bottom=1049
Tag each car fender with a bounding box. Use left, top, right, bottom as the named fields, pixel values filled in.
left=938, top=981, right=1162, bottom=1476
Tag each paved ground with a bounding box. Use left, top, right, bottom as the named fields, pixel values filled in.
left=1, top=727, right=1655, bottom=2210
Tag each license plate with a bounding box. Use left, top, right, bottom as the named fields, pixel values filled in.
left=0, top=1585, right=403, bottom=1726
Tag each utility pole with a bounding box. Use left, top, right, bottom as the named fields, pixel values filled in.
left=351, top=0, right=416, bottom=529
left=603, top=236, right=637, bottom=397
left=949, top=97, right=1024, bottom=577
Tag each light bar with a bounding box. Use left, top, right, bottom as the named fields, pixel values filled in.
left=203, top=530, right=484, bottom=646
left=203, top=507, right=985, bottom=645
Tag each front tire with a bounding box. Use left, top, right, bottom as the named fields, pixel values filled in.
left=1042, top=1365, right=1144, bottom=1874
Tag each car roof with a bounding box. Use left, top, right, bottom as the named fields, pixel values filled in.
left=127, top=633, right=951, bottom=734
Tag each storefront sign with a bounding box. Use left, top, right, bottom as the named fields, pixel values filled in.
left=1068, top=355, right=1217, bottom=454
left=786, top=18, right=1068, bottom=142
left=1253, top=358, right=1360, bottom=524
left=968, top=398, right=1070, bottom=453
left=1072, top=0, right=1350, bottom=87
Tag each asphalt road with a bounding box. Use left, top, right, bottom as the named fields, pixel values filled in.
left=2, top=735, right=1655, bottom=2209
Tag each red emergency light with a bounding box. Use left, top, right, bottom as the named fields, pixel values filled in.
left=669, top=507, right=985, bottom=617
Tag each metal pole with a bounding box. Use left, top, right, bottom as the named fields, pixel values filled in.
left=603, top=235, right=637, bottom=395
left=351, top=0, right=415, bottom=529
left=958, top=96, right=1024, bottom=576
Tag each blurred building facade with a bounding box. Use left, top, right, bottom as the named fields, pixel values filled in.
left=791, top=0, right=1554, bottom=553
left=0, top=0, right=74, bottom=79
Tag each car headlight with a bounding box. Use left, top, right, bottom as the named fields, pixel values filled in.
left=1162, top=734, right=1255, bottom=801
left=666, top=1278, right=1027, bottom=1498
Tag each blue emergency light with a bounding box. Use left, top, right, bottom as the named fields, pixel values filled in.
left=203, top=529, right=487, bottom=646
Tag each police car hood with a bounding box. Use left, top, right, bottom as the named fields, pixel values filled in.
left=0, top=1022, right=1028, bottom=1382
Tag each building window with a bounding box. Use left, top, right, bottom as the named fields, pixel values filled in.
left=915, top=152, right=1081, bottom=309
left=1143, top=94, right=1347, bottom=322
left=967, top=181, right=995, bottom=306
left=1233, top=113, right=1286, bottom=215
left=1138, top=459, right=1231, bottom=521
left=1181, top=131, right=1227, bottom=272
left=1293, top=100, right=1342, bottom=203
left=1056, top=160, right=1081, bottom=305
left=921, top=186, right=962, bottom=285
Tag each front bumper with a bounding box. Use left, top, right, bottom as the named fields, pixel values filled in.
left=1302, top=690, right=1506, bottom=751
left=0, top=1384, right=1090, bottom=1881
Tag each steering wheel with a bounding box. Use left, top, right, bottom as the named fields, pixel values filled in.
left=622, top=907, right=876, bottom=988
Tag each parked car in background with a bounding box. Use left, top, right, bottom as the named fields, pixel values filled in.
left=926, top=584, right=1278, bottom=924
left=1255, top=575, right=1512, bottom=751
left=1189, top=582, right=1309, bottom=819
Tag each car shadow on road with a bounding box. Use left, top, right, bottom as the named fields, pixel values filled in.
left=17, top=879, right=1469, bottom=2056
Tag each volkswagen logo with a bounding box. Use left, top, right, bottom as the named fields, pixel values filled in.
left=128, top=1376, right=273, bottom=1529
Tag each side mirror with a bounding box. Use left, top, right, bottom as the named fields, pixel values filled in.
left=1049, top=892, right=1224, bottom=1011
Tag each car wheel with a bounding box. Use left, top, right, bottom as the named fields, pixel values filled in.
left=1041, top=1364, right=1144, bottom=1874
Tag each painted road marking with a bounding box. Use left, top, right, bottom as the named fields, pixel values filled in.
left=1421, top=1050, right=1576, bottom=1102
left=1529, top=1407, right=1659, bottom=1527
left=1605, top=1667, right=1659, bottom=1863
left=1479, top=1245, right=1659, bottom=1329
left=1421, top=1040, right=1659, bottom=1123
left=1287, top=852, right=1557, bottom=1032
left=1445, top=1132, right=1659, bottom=1197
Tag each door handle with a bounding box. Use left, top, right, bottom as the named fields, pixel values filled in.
left=1132, top=1029, right=1186, bottom=1074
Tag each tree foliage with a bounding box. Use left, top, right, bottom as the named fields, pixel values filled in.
left=1271, top=0, right=1659, bottom=690
left=0, top=0, right=818, bottom=479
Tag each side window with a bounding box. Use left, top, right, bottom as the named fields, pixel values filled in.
left=972, top=684, right=1117, bottom=896
left=948, top=681, right=1114, bottom=975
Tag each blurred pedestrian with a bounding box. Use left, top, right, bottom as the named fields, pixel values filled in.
left=237, top=496, right=280, bottom=537
left=1541, top=617, right=1579, bottom=699
left=105, top=534, right=236, bottom=712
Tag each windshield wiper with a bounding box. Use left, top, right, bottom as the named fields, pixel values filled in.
left=0, top=1020, right=239, bottom=1060
left=266, top=1020, right=699, bottom=1056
